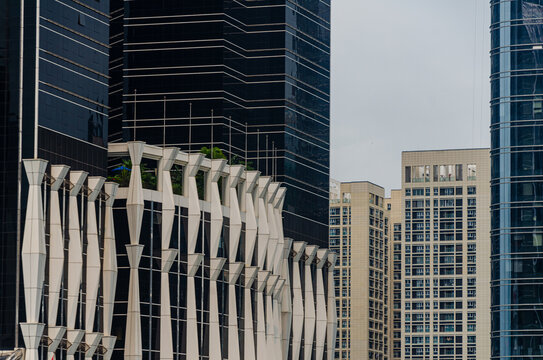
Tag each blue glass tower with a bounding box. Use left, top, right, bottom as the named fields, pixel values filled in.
left=491, top=0, right=543, bottom=357
left=0, top=0, right=109, bottom=348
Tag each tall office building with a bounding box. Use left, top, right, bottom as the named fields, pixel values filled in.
left=109, top=0, right=331, bottom=247
left=329, top=181, right=391, bottom=360
left=0, top=0, right=109, bottom=350
left=490, top=1, right=543, bottom=357
left=386, top=190, right=403, bottom=360
left=401, top=149, right=490, bottom=360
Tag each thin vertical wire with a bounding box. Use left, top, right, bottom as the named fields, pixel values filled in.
left=275, top=147, right=278, bottom=182
left=211, top=109, right=214, bottom=159
left=134, top=89, right=137, bottom=141
left=257, top=129, right=260, bottom=171
left=163, top=96, right=166, bottom=148
left=229, top=116, right=232, bottom=163
left=189, top=102, right=192, bottom=153
left=266, top=135, right=269, bottom=175
left=272, top=141, right=275, bottom=181
left=245, top=122, right=248, bottom=167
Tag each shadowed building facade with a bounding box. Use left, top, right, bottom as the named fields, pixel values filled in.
left=0, top=0, right=109, bottom=352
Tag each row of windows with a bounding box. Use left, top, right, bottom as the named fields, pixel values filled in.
left=406, top=324, right=477, bottom=333
left=406, top=244, right=476, bottom=253
left=405, top=164, right=477, bottom=183
left=405, top=267, right=477, bottom=276
left=406, top=198, right=477, bottom=209
left=405, top=301, right=477, bottom=310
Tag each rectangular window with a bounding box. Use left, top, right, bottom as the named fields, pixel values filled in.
left=455, top=164, right=463, bottom=181
left=405, top=166, right=412, bottom=183
left=467, top=164, right=477, bottom=180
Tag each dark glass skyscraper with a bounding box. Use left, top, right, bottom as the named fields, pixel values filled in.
left=109, top=0, right=330, bottom=247
left=0, top=0, right=109, bottom=348
left=490, top=0, right=543, bottom=357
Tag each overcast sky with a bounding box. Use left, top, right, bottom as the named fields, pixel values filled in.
left=330, top=0, right=490, bottom=193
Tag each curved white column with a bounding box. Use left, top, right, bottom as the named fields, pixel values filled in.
left=304, top=245, right=318, bottom=360
left=67, top=170, right=88, bottom=360
left=244, top=172, right=259, bottom=266
left=85, top=178, right=105, bottom=327
left=281, top=239, right=293, bottom=359
left=315, top=249, right=329, bottom=360
left=160, top=249, right=177, bottom=360
left=85, top=176, right=105, bottom=359
left=20, top=159, right=48, bottom=360
left=243, top=171, right=259, bottom=360
left=256, top=177, right=271, bottom=269
left=184, top=153, right=204, bottom=360
left=228, top=262, right=243, bottom=360
left=158, top=148, right=178, bottom=360
left=125, top=244, right=144, bottom=360
left=256, top=270, right=270, bottom=359
left=273, top=188, right=286, bottom=274
left=185, top=153, right=203, bottom=254
left=273, top=280, right=285, bottom=358
left=209, top=258, right=225, bottom=360
left=209, top=159, right=226, bottom=257
left=125, top=141, right=145, bottom=360
left=265, top=275, right=279, bottom=356
left=102, top=182, right=119, bottom=360
left=208, top=159, right=227, bottom=360
left=244, top=266, right=258, bottom=360
left=228, top=165, right=243, bottom=262
left=47, top=164, right=69, bottom=360
left=291, top=241, right=306, bottom=359
left=326, top=253, right=338, bottom=360
left=265, top=183, right=279, bottom=271
left=228, top=165, right=243, bottom=360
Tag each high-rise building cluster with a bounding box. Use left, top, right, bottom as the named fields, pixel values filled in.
left=330, top=149, right=492, bottom=360
left=1, top=0, right=541, bottom=360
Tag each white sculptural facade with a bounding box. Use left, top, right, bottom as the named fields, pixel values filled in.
left=19, top=141, right=337, bottom=360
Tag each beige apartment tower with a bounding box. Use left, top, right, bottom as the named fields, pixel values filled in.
left=330, top=182, right=391, bottom=360
left=386, top=190, right=403, bottom=360
left=401, top=149, right=490, bottom=360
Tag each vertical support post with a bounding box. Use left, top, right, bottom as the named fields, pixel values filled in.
left=102, top=182, right=119, bottom=360
left=20, top=159, right=48, bottom=360
left=124, top=141, right=145, bottom=360
left=47, top=165, right=70, bottom=360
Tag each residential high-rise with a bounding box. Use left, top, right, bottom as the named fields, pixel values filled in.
left=490, top=1, right=543, bottom=357
left=386, top=190, right=403, bottom=360
left=109, top=0, right=331, bottom=247
left=0, top=0, right=109, bottom=350
left=401, top=149, right=490, bottom=360
left=329, top=181, right=391, bottom=360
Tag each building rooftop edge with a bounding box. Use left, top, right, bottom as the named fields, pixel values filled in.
left=336, top=180, right=385, bottom=189
left=402, top=147, right=490, bottom=154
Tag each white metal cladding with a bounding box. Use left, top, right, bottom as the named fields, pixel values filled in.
left=19, top=159, right=118, bottom=360
left=19, top=141, right=337, bottom=360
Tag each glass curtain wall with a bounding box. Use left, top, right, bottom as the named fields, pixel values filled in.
left=490, top=0, right=543, bottom=357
